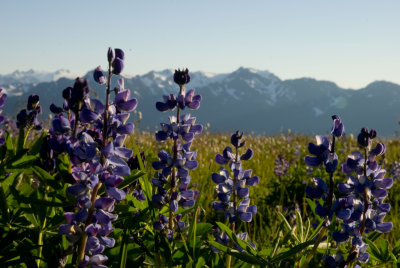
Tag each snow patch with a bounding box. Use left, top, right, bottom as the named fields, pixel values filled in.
left=313, top=107, right=324, bottom=116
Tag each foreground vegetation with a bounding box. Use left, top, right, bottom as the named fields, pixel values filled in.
left=1, top=48, right=399, bottom=267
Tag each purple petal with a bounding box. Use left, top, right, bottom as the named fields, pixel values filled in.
left=215, top=154, right=229, bottom=165
left=239, top=212, right=252, bottom=222
left=156, top=102, right=171, bottom=112
left=85, top=224, right=100, bottom=236
left=102, top=142, right=114, bottom=158
left=93, top=66, right=106, bottom=84
left=180, top=190, right=194, bottom=199
left=212, top=173, right=225, bottom=183
left=112, top=57, right=124, bottom=75
left=112, top=165, right=131, bottom=176
left=305, top=186, right=322, bottom=199
left=336, top=209, right=352, bottom=220
left=332, top=232, right=349, bottom=243
left=0, top=93, right=7, bottom=107
left=181, top=199, right=195, bottom=208
left=238, top=187, right=249, bottom=198
left=372, top=189, right=387, bottom=199
left=374, top=178, right=393, bottom=189
left=187, top=100, right=200, bottom=110
left=117, top=98, right=137, bottom=112
left=212, top=202, right=225, bottom=212
left=185, top=160, right=198, bottom=170
left=98, top=236, right=115, bottom=248
left=115, top=147, right=133, bottom=159
left=114, top=48, right=125, bottom=60
left=106, top=187, right=126, bottom=201
left=246, top=176, right=259, bottom=186
left=376, top=222, right=393, bottom=233
left=67, top=184, right=87, bottom=196
left=117, top=123, right=134, bottom=134
left=80, top=107, right=98, bottom=123
left=338, top=183, right=353, bottom=194
left=304, top=156, right=322, bottom=167
left=94, top=197, right=115, bottom=210
left=241, top=148, right=254, bottom=161
left=247, top=205, right=257, bottom=215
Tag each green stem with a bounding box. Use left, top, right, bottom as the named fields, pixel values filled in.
left=119, top=229, right=128, bottom=268
left=77, top=62, right=112, bottom=264
left=17, top=127, right=31, bottom=153
left=36, top=228, right=45, bottom=267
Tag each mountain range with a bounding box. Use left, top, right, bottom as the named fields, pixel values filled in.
left=1, top=68, right=400, bottom=136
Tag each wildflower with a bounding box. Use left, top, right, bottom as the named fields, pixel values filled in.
left=212, top=131, right=258, bottom=223
left=0, top=88, right=7, bottom=146
left=151, top=68, right=202, bottom=240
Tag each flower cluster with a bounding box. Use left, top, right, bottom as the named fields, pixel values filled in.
left=274, top=153, right=290, bottom=176
left=305, top=115, right=344, bottom=218
left=151, top=68, right=202, bottom=238
left=305, top=116, right=392, bottom=267
left=330, top=128, right=393, bottom=265
left=16, top=94, right=43, bottom=130
left=57, top=48, right=138, bottom=267
left=0, top=88, right=7, bottom=146
left=211, top=131, right=258, bottom=223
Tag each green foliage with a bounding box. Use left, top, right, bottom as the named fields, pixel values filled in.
left=1, top=131, right=400, bottom=267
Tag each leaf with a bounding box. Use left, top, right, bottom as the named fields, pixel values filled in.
left=9, top=154, right=37, bottom=170
left=295, top=209, right=304, bottom=242
left=364, top=237, right=383, bottom=261
left=195, top=222, right=213, bottom=236
left=117, top=170, right=145, bottom=190
left=208, top=241, right=268, bottom=266
left=306, top=198, right=322, bottom=222
left=195, top=256, right=206, bottom=268
left=308, top=220, right=324, bottom=240
left=28, top=132, right=46, bottom=155
left=270, top=240, right=314, bottom=263
left=31, top=166, right=62, bottom=190
left=215, top=222, right=258, bottom=256
left=277, top=211, right=300, bottom=243
left=378, top=239, right=390, bottom=261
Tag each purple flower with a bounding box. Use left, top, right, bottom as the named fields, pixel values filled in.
left=173, top=68, right=190, bottom=86
left=212, top=132, right=258, bottom=223
left=151, top=68, right=202, bottom=239
left=331, top=115, right=344, bottom=137
left=93, top=66, right=106, bottom=84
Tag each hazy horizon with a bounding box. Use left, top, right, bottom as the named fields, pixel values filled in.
left=1, top=0, right=399, bottom=89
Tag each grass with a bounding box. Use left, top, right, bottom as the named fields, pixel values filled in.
left=127, top=130, right=400, bottom=250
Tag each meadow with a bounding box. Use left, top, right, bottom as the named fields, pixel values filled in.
left=0, top=48, right=399, bottom=268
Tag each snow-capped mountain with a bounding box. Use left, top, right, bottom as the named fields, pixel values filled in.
left=0, top=69, right=76, bottom=95
left=2, top=67, right=400, bottom=136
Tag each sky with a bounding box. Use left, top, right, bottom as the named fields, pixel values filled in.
left=1, top=0, right=399, bottom=89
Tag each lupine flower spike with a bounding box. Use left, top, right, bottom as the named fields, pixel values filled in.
left=211, top=131, right=258, bottom=265
left=57, top=48, right=137, bottom=267
left=151, top=68, right=202, bottom=242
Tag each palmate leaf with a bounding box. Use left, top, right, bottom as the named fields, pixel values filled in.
left=28, top=132, right=46, bottom=156
left=215, top=222, right=258, bottom=257
left=7, top=153, right=36, bottom=170
left=31, top=166, right=62, bottom=190
left=270, top=239, right=314, bottom=263
left=208, top=240, right=268, bottom=266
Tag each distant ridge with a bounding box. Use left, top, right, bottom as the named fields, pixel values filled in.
left=1, top=68, right=400, bottom=136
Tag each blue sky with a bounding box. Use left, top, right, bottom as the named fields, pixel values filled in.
left=1, top=0, right=399, bottom=88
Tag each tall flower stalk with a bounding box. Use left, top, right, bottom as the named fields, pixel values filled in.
left=57, top=47, right=138, bottom=267
left=151, top=68, right=202, bottom=242
left=211, top=131, right=258, bottom=267
left=304, top=116, right=392, bottom=267
left=0, top=88, right=7, bottom=147
left=304, top=115, right=344, bottom=265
